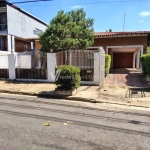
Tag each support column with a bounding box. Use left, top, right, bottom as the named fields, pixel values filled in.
left=47, top=53, right=56, bottom=82
left=31, top=42, right=33, bottom=51
left=106, top=47, right=108, bottom=54
left=69, top=50, right=72, bottom=65
left=8, top=54, right=16, bottom=80
left=140, top=46, right=143, bottom=56
left=140, top=46, right=143, bottom=71
left=7, top=35, right=11, bottom=52
left=133, top=52, right=136, bottom=68
left=136, top=51, right=140, bottom=69
left=11, top=36, right=15, bottom=52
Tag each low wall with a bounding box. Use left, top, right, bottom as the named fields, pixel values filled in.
left=0, top=55, right=8, bottom=69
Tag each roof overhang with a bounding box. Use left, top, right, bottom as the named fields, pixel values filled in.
left=94, top=31, right=150, bottom=38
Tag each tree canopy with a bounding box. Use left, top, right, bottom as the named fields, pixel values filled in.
left=39, top=8, right=94, bottom=52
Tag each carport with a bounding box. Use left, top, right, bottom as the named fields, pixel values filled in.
left=106, top=45, right=143, bottom=69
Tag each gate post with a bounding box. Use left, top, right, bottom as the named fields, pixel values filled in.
left=47, top=53, right=56, bottom=82
left=99, top=47, right=105, bottom=87
left=94, top=52, right=99, bottom=85
left=8, top=54, right=16, bottom=80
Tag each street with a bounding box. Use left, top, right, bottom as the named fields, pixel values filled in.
left=0, top=94, right=150, bottom=150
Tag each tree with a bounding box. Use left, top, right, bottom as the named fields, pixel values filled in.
left=39, top=8, right=94, bottom=52
left=109, top=29, right=112, bottom=32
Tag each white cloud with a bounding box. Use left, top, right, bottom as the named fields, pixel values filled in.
left=71, top=5, right=82, bottom=9
left=138, top=20, right=144, bottom=23
left=139, top=11, right=150, bottom=17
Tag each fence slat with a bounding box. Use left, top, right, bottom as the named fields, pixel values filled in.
left=15, top=69, right=47, bottom=79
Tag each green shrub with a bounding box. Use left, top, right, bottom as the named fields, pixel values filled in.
left=105, top=54, right=111, bottom=77
left=147, top=46, right=150, bottom=54
left=141, top=54, right=150, bottom=76
left=55, top=65, right=81, bottom=90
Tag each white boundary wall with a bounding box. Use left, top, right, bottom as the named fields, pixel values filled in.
left=0, top=55, right=8, bottom=69
left=0, top=49, right=105, bottom=85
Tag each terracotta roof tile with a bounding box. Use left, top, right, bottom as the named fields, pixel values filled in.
left=25, top=31, right=150, bottom=40
left=94, top=31, right=150, bottom=37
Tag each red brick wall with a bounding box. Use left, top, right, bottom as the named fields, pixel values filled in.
left=93, top=36, right=148, bottom=53
left=113, top=53, right=133, bottom=68
left=15, top=39, right=31, bottom=52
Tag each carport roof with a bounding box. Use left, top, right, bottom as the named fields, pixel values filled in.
left=94, top=31, right=150, bottom=37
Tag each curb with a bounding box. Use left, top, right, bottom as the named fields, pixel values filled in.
left=0, top=90, right=149, bottom=108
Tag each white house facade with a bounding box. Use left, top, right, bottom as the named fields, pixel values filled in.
left=0, top=1, right=47, bottom=53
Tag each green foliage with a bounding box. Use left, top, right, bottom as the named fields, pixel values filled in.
left=105, top=54, right=111, bottom=77
left=109, top=29, right=112, bottom=32
left=141, top=54, right=150, bottom=76
left=39, top=8, right=94, bottom=52
left=55, top=65, right=81, bottom=90
left=147, top=46, right=150, bottom=54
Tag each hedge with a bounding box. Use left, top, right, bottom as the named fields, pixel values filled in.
left=55, top=65, right=81, bottom=90
left=141, top=54, right=150, bottom=76
left=105, top=54, right=111, bottom=77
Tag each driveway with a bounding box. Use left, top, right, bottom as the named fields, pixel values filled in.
left=105, top=68, right=149, bottom=87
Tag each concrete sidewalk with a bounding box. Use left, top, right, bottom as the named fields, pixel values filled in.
left=0, top=80, right=150, bottom=108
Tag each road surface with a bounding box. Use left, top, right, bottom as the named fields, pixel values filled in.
left=0, top=94, right=150, bottom=150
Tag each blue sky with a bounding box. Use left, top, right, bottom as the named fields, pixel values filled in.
left=10, top=0, right=150, bottom=32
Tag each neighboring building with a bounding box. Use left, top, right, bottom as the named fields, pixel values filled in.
left=0, top=0, right=47, bottom=53
left=93, top=31, right=150, bottom=69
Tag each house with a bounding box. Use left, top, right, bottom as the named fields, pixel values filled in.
left=93, top=31, right=150, bottom=69
left=29, top=31, right=150, bottom=69
left=0, top=0, right=47, bottom=53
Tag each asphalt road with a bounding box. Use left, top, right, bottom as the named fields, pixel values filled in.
left=0, top=94, right=150, bottom=150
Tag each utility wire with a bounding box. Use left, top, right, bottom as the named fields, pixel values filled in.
left=9, top=0, right=52, bottom=4
left=10, top=0, right=145, bottom=5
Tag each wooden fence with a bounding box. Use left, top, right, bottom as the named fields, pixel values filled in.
left=16, top=69, right=47, bottom=79
left=0, top=69, right=9, bottom=78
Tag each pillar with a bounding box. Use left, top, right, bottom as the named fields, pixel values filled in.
left=106, top=47, right=108, bottom=54
left=31, top=42, right=33, bottom=51
left=7, top=34, right=11, bottom=52
left=70, top=50, right=72, bottom=65
left=8, top=54, right=16, bottom=80
left=94, top=52, right=99, bottom=85
left=136, top=51, right=140, bottom=69
left=11, top=36, right=15, bottom=52
left=133, top=52, right=136, bottom=68
left=47, top=53, right=56, bottom=82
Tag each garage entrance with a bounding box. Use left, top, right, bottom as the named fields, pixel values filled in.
left=113, top=53, right=133, bottom=68
left=106, top=45, right=143, bottom=69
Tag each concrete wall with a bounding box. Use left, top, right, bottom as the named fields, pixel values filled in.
left=0, top=55, right=8, bottom=68
left=15, top=55, right=33, bottom=69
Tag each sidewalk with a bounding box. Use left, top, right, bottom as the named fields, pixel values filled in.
left=0, top=80, right=150, bottom=108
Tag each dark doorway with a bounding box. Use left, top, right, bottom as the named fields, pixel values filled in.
left=113, top=53, right=133, bottom=68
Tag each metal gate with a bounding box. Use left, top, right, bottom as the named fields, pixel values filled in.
left=56, top=50, right=94, bottom=81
